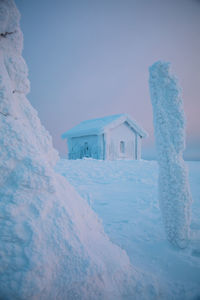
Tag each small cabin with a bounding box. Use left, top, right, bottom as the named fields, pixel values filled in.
left=62, top=114, right=147, bottom=160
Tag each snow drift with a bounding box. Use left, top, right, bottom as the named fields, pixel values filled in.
left=56, top=158, right=200, bottom=300
left=0, top=1, right=157, bottom=299
left=149, top=61, right=192, bottom=249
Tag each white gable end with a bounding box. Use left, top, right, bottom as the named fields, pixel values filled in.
left=106, top=122, right=136, bottom=160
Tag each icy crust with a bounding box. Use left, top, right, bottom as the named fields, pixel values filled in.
left=0, top=170, right=141, bottom=299
left=0, top=57, right=58, bottom=169
left=0, top=1, right=157, bottom=299
left=149, top=61, right=192, bottom=249
left=56, top=159, right=200, bottom=300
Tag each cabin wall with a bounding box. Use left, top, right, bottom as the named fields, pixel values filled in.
left=107, top=122, right=136, bottom=160
left=97, top=134, right=105, bottom=160
left=135, top=135, right=142, bottom=159
left=68, top=135, right=98, bottom=159
left=66, top=123, right=142, bottom=160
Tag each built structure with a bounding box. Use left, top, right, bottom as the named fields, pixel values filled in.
left=62, top=114, right=147, bottom=160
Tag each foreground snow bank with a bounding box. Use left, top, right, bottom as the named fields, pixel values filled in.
left=149, top=61, right=192, bottom=249
left=0, top=1, right=158, bottom=299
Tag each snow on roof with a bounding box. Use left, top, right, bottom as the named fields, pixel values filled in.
left=62, top=114, right=148, bottom=139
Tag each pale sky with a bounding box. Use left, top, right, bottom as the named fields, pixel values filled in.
left=16, top=0, right=200, bottom=159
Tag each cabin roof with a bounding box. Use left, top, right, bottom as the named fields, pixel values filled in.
left=62, top=113, right=148, bottom=139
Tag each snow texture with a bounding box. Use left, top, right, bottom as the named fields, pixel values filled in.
left=0, top=1, right=157, bottom=299
left=62, top=113, right=147, bottom=138
left=149, top=61, right=192, bottom=249
left=56, top=159, right=200, bottom=300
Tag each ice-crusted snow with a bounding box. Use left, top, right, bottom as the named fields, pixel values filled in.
left=0, top=1, right=158, bottom=299
left=56, top=158, right=200, bottom=300
left=149, top=61, right=192, bottom=249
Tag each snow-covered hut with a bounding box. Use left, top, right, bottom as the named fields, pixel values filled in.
left=62, top=114, right=147, bottom=160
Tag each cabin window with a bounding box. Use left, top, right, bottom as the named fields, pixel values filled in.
left=120, top=141, right=125, bottom=153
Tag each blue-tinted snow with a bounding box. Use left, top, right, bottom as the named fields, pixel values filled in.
left=0, top=1, right=156, bottom=299
left=56, top=159, right=200, bottom=300
left=62, top=113, right=147, bottom=138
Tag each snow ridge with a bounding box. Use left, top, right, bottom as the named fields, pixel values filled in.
left=149, top=61, right=192, bottom=249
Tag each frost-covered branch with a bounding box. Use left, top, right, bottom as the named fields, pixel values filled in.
left=0, top=30, right=16, bottom=38
left=12, top=89, right=23, bottom=94
left=149, top=61, right=192, bottom=249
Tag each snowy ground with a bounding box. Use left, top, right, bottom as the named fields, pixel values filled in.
left=56, top=159, right=200, bottom=300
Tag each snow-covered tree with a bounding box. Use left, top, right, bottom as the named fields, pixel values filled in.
left=0, top=1, right=158, bottom=299
left=149, top=61, right=192, bottom=249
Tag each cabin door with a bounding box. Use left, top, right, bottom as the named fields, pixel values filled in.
left=84, top=142, right=90, bottom=158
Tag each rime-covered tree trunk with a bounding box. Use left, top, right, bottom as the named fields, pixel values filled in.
left=149, top=61, right=192, bottom=249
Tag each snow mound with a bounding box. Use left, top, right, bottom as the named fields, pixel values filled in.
left=149, top=61, right=192, bottom=249
left=0, top=1, right=158, bottom=299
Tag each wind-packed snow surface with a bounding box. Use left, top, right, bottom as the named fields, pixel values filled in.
left=149, top=61, right=192, bottom=249
left=0, top=1, right=157, bottom=299
left=56, top=159, right=200, bottom=300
